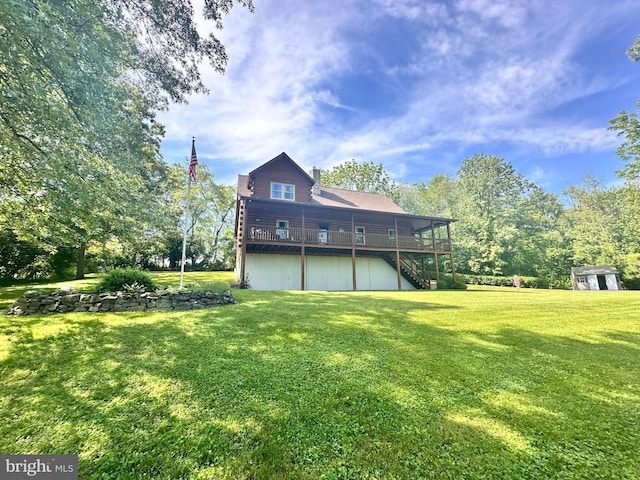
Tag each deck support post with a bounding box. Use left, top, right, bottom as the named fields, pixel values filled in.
left=351, top=213, right=357, bottom=291
left=394, top=217, right=402, bottom=290
left=447, top=224, right=455, bottom=281
left=301, top=208, right=305, bottom=290
left=238, top=200, right=247, bottom=285
left=431, top=222, right=436, bottom=253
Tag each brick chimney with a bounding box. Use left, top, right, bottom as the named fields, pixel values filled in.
left=311, top=167, right=321, bottom=195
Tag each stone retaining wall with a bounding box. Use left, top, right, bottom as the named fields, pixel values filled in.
left=8, top=289, right=237, bottom=315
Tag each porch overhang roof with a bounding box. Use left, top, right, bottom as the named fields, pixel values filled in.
left=239, top=195, right=456, bottom=230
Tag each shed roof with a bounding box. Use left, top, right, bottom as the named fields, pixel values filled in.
left=571, top=266, right=619, bottom=276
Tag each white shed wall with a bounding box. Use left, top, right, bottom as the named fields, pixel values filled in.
left=605, top=274, right=619, bottom=290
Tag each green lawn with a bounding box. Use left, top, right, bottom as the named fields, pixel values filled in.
left=1, top=274, right=638, bottom=479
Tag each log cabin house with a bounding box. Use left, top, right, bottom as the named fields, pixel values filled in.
left=234, top=152, right=456, bottom=290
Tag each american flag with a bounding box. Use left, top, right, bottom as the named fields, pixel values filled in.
left=188, top=137, right=198, bottom=183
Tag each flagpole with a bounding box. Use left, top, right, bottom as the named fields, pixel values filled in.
left=179, top=175, right=192, bottom=289
left=179, top=137, right=198, bottom=289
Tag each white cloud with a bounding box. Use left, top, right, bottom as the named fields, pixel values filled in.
left=157, top=0, right=638, bottom=192
left=455, top=0, right=527, bottom=28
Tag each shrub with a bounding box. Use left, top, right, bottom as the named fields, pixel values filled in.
left=622, top=277, right=640, bottom=290
left=462, top=274, right=563, bottom=289
left=520, top=276, right=549, bottom=289
left=231, top=275, right=251, bottom=289
left=94, top=268, right=157, bottom=293
left=437, top=274, right=467, bottom=290
left=548, top=276, right=572, bottom=290
left=620, top=253, right=640, bottom=290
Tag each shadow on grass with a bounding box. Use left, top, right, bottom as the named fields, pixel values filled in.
left=0, top=291, right=638, bottom=479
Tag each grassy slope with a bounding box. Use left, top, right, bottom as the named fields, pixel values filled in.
left=1, top=275, right=638, bottom=479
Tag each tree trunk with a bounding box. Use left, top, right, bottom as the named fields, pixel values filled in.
left=76, top=244, right=86, bottom=280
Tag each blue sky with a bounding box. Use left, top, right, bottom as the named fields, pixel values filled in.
left=157, top=0, right=639, bottom=194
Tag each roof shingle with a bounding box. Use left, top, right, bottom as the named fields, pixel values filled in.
left=310, top=186, right=406, bottom=214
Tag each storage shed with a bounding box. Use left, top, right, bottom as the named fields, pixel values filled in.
left=570, top=266, right=622, bottom=291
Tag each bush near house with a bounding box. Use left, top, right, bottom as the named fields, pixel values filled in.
left=436, top=273, right=467, bottom=289
left=94, top=268, right=157, bottom=293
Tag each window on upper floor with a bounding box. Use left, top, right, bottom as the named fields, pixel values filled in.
left=271, top=182, right=295, bottom=201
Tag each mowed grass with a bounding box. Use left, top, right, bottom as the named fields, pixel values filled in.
left=1, top=274, right=638, bottom=479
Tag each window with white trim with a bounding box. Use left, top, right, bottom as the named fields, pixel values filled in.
left=355, top=226, right=365, bottom=245
left=271, top=182, right=295, bottom=201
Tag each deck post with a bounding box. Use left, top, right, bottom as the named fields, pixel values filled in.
left=301, top=207, right=305, bottom=290
left=394, top=217, right=402, bottom=290
left=447, top=223, right=455, bottom=281
left=238, top=200, right=247, bottom=284
left=351, top=213, right=357, bottom=290
left=431, top=221, right=436, bottom=252
left=434, top=253, right=439, bottom=282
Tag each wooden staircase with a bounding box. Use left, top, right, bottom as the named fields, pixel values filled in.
left=383, top=254, right=431, bottom=289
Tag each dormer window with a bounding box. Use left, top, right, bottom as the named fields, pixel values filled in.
left=271, top=182, right=295, bottom=201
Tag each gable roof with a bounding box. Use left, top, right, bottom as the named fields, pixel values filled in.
left=237, top=174, right=406, bottom=214
left=248, top=152, right=315, bottom=185
left=237, top=152, right=407, bottom=215
left=571, top=266, right=619, bottom=276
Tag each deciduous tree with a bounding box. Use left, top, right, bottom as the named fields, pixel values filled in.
left=609, top=34, right=640, bottom=183
left=563, top=175, right=626, bottom=267
left=321, top=160, right=399, bottom=198
left=455, top=154, right=533, bottom=275
left=0, top=0, right=252, bottom=278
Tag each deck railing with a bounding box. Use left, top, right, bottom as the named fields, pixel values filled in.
left=248, top=225, right=451, bottom=252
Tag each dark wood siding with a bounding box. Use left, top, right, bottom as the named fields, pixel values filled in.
left=241, top=199, right=453, bottom=254
left=249, top=156, right=314, bottom=202
left=245, top=202, right=412, bottom=235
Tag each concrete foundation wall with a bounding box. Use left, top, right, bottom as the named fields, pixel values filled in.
left=244, top=253, right=416, bottom=291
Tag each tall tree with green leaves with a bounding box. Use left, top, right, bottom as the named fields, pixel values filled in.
left=609, top=34, right=640, bottom=183
left=455, top=154, right=533, bottom=275
left=396, top=174, right=460, bottom=218
left=509, top=186, right=570, bottom=279
left=321, top=160, right=399, bottom=199
left=562, top=175, right=628, bottom=268
left=0, top=0, right=252, bottom=278
left=161, top=164, right=236, bottom=270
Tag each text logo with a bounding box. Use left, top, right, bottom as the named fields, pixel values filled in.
left=0, top=455, right=78, bottom=479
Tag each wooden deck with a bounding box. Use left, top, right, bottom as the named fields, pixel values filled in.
left=247, top=225, right=452, bottom=252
